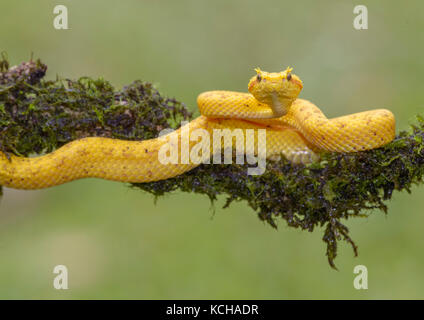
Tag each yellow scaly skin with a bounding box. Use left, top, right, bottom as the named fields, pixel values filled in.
left=0, top=67, right=395, bottom=190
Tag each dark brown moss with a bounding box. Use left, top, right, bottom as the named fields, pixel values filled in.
left=2, top=55, right=423, bottom=268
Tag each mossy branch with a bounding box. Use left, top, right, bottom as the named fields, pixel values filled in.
left=1, top=55, right=423, bottom=268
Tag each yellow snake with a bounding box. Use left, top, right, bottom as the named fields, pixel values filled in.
left=0, top=67, right=395, bottom=190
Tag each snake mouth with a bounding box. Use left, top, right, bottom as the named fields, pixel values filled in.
left=292, top=78, right=303, bottom=89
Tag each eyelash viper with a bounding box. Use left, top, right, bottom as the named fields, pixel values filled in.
left=0, top=67, right=395, bottom=189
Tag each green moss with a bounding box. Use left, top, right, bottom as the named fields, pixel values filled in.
left=136, top=120, right=424, bottom=269
left=2, top=56, right=423, bottom=268
left=0, top=56, right=192, bottom=157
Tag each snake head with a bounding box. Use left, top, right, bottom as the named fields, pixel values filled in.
left=248, top=67, right=303, bottom=117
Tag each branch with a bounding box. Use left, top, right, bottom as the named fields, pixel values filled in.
left=1, top=55, right=423, bottom=268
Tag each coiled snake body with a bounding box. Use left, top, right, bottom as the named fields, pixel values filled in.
left=0, top=68, right=395, bottom=189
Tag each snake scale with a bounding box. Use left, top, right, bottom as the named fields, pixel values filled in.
left=0, top=67, right=395, bottom=189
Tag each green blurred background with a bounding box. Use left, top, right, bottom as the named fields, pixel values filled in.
left=1, top=0, right=423, bottom=299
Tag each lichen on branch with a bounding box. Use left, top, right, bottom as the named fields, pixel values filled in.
left=1, top=55, right=423, bottom=268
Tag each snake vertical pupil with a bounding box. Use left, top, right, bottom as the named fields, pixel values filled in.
left=286, top=73, right=292, bottom=81
left=256, top=74, right=262, bottom=82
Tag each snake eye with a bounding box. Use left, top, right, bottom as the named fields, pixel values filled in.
left=286, top=73, right=292, bottom=81
left=256, top=74, right=262, bottom=82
